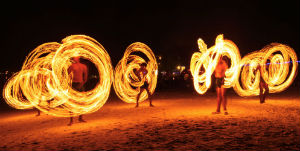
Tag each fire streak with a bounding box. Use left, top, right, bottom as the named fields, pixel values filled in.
left=3, top=35, right=113, bottom=117
left=190, top=34, right=241, bottom=94
left=191, top=34, right=298, bottom=96
left=113, top=42, right=158, bottom=103
left=233, top=43, right=298, bottom=96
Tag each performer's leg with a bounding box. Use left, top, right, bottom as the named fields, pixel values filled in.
left=136, top=89, right=143, bottom=108
left=36, top=100, right=41, bottom=116
left=36, top=109, right=41, bottom=116
left=68, top=111, right=73, bottom=126
left=213, top=87, right=221, bottom=114
left=263, top=84, right=269, bottom=103
left=146, top=89, right=154, bottom=107
left=78, top=115, right=86, bottom=122
left=221, top=87, right=228, bottom=115
left=259, top=82, right=264, bottom=104
left=68, top=117, right=73, bottom=126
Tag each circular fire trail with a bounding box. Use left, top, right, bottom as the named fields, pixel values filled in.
left=190, top=34, right=241, bottom=94
left=3, top=35, right=113, bottom=117
left=190, top=34, right=298, bottom=96
left=113, top=42, right=158, bottom=103
left=233, top=43, right=298, bottom=96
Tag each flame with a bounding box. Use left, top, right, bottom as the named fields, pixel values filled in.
left=191, top=34, right=298, bottom=96
left=233, top=43, right=298, bottom=96
left=2, top=35, right=113, bottom=117
left=113, top=42, right=158, bottom=103
left=190, top=34, right=241, bottom=94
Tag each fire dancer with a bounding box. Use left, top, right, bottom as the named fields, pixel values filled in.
left=256, top=64, right=269, bottom=104
left=136, top=63, right=154, bottom=108
left=212, top=55, right=229, bottom=115
left=67, top=56, right=88, bottom=126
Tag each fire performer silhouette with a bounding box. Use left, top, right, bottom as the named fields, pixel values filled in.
left=136, top=63, right=154, bottom=108
left=212, top=56, right=229, bottom=115
left=256, top=64, right=269, bottom=104
left=67, top=56, right=88, bottom=126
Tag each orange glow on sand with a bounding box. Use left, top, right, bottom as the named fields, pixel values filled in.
left=0, top=92, right=299, bottom=150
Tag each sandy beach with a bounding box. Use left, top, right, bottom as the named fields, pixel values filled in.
left=0, top=90, right=299, bottom=150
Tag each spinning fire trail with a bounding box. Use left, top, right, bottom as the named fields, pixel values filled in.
left=113, top=42, right=158, bottom=103
left=190, top=34, right=241, bottom=94
left=2, top=35, right=114, bottom=117
left=190, top=34, right=298, bottom=96
left=233, top=43, right=298, bottom=96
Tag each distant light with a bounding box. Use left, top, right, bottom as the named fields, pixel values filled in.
left=181, top=66, right=186, bottom=71
left=161, top=71, right=167, bottom=75
left=176, top=65, right=186, bottom=72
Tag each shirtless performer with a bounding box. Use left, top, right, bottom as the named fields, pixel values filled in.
left=212, top=55, right=229, bottom=115
left=136, top=63, right=154, bottom=108
left=67, top=56, right=88, bottom=126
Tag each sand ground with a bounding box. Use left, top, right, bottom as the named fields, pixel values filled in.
left=0, top=90, right=299, bottom=150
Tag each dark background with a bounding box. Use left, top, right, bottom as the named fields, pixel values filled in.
left=0, top=0, right=299, bottom=109
left=1, top=0, right=299, bottom=70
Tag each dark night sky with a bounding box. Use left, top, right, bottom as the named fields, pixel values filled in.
left=1, top=0, right=299, bottom=72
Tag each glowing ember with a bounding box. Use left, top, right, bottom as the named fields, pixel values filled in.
left=233, top=43, right=298, bottom=96
left=113, top=42, right=158, bottom=103
left=190, top=34, right=241, bottom=94
left=2, top=35, right=114, bottom=117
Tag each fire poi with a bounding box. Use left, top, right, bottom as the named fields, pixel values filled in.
left=113, top=42, right=158, bottom=103
left=2, top=35, right=113, bottom=117
left=190, top=34, right=241, bottom=94
left=233, top=43, right=298, bottom=96
left=190, top=34, right=298, bottom=96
